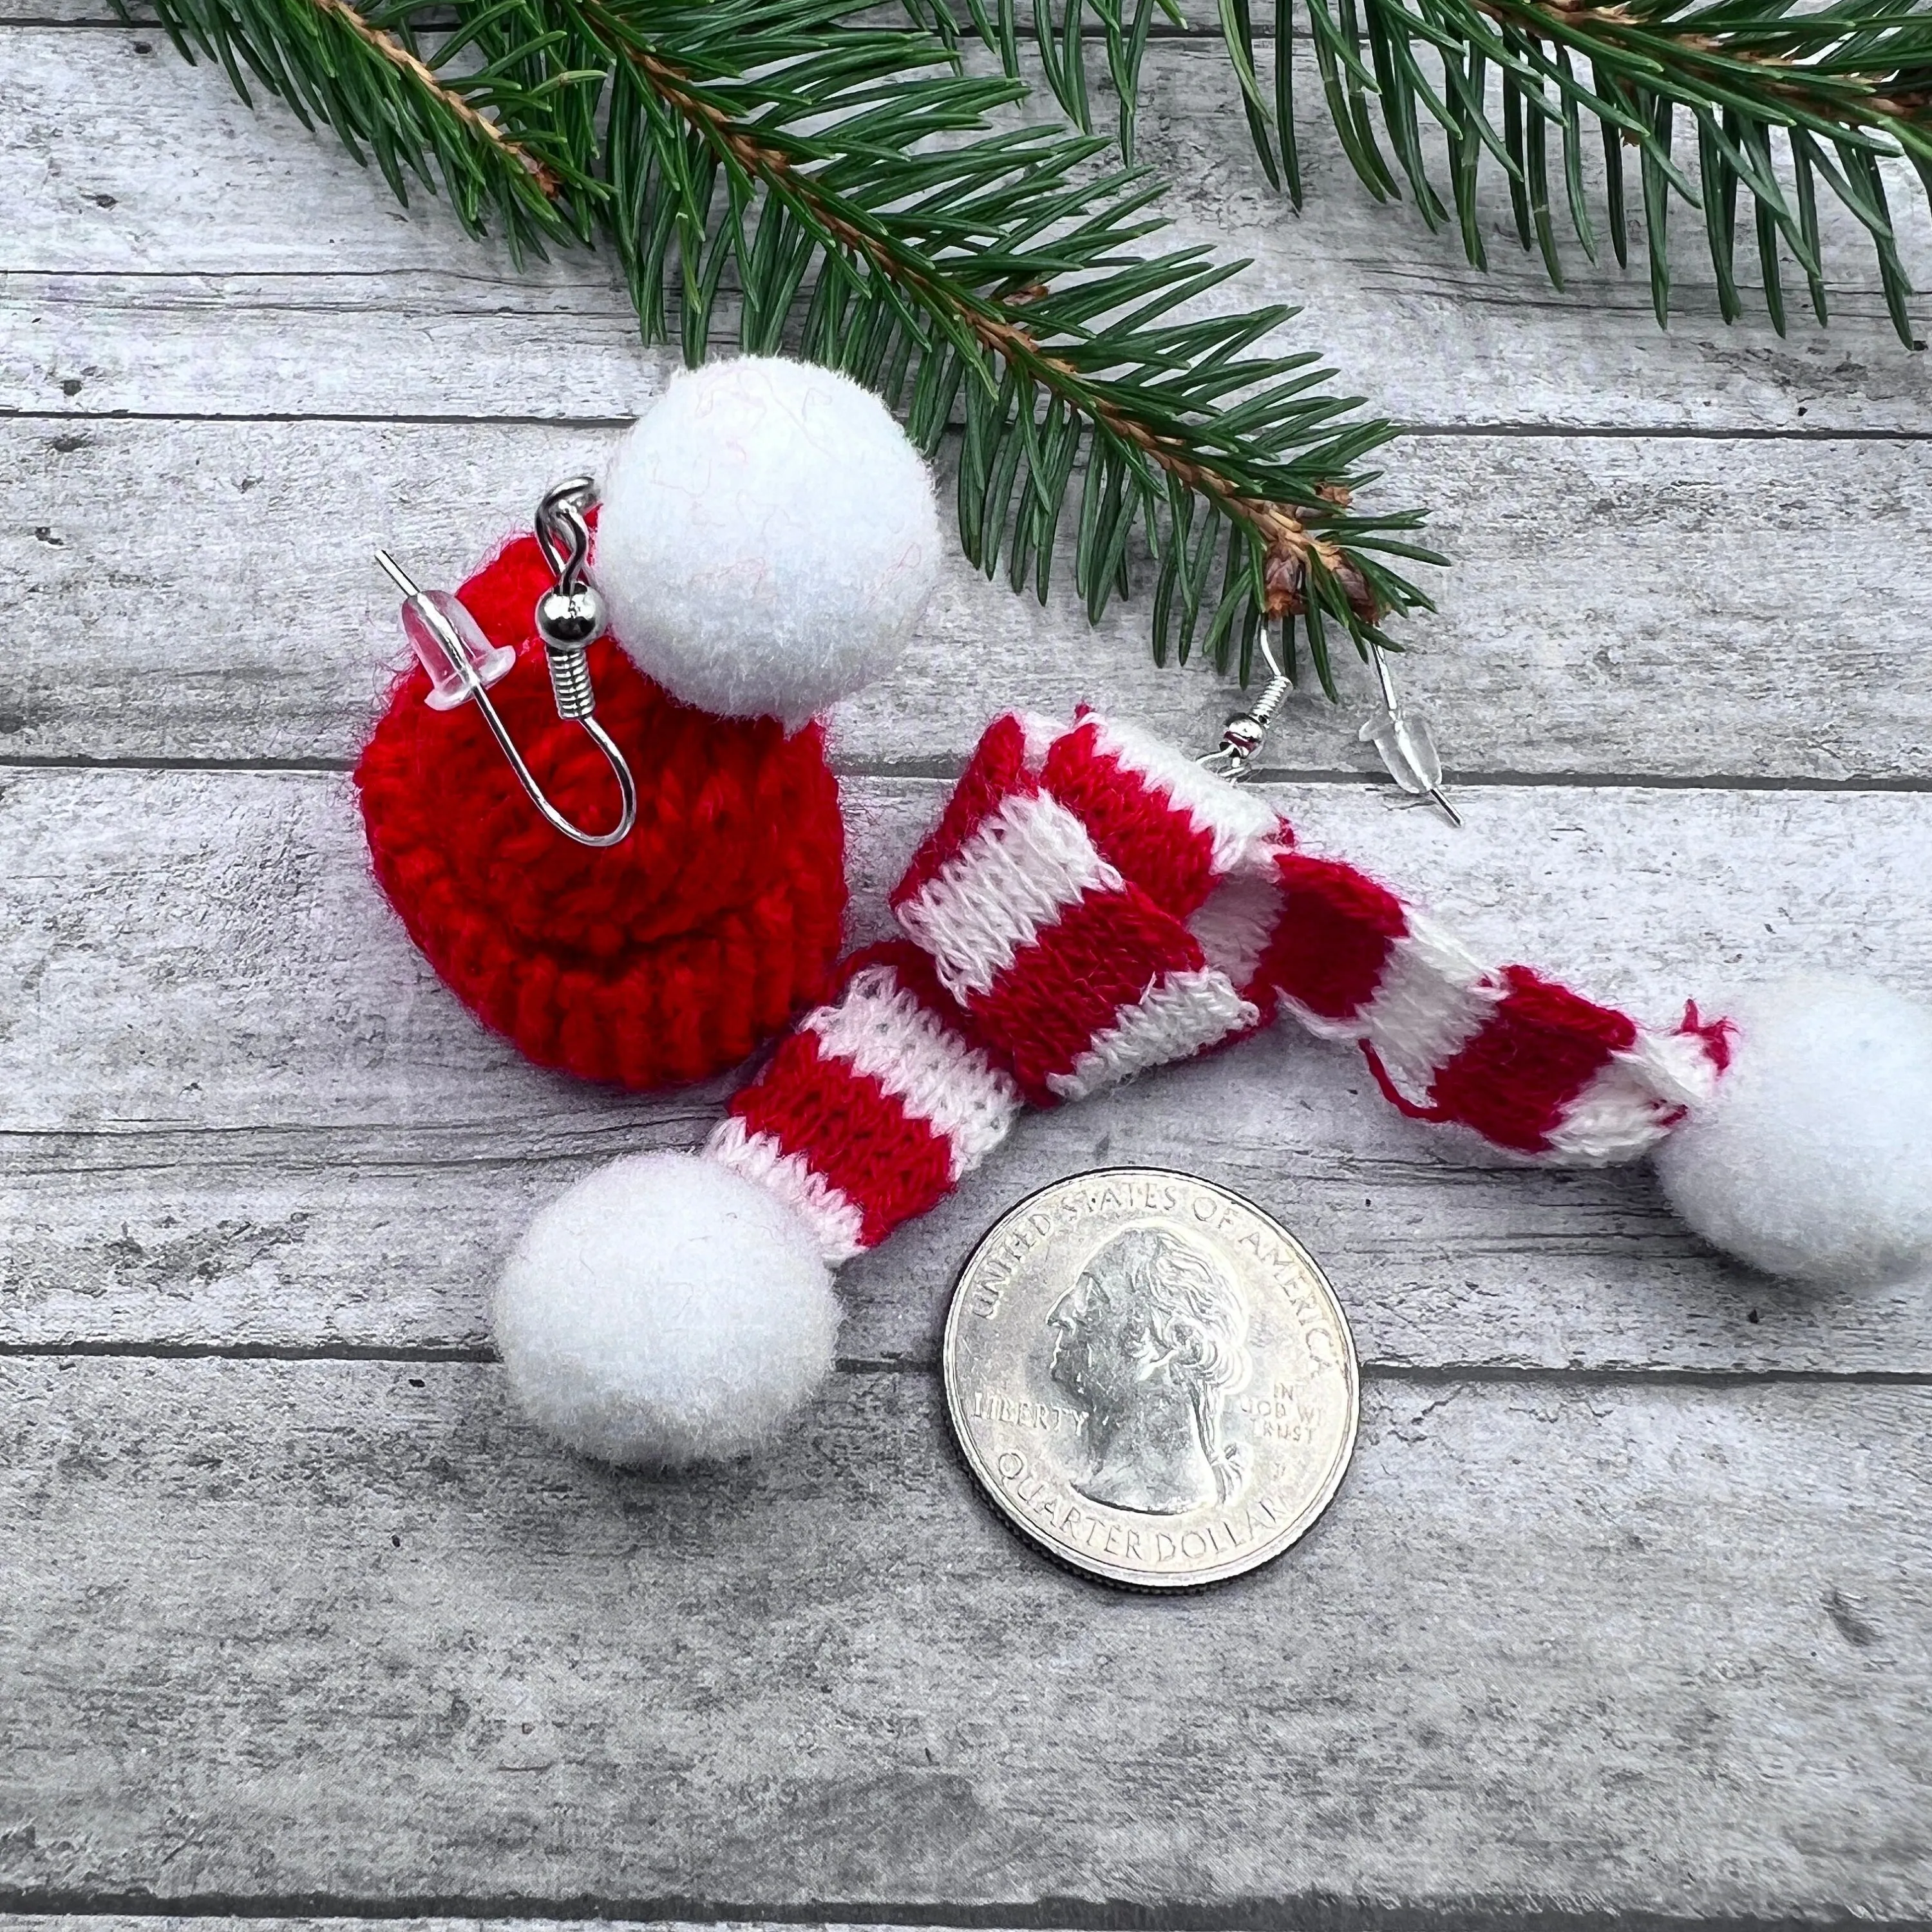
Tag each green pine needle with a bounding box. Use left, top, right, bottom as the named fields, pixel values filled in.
left=129, top=0, right=1443, bottom=687
left=945, top=0, right=1932, bottom=345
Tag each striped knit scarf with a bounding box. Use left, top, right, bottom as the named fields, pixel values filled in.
left=704, top=708, right=1732, bottom=1267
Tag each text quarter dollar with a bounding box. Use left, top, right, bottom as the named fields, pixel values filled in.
left=942, top=1168, right=1360, bottom=1589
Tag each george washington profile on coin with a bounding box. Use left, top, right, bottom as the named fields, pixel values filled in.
left=1047, top=1224, right=1253, bottom=1515
left=944, top=1168, right=1358, bottom=1588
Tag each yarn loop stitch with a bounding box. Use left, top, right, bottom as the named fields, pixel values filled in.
left=355, top=529, right=847, bottom=1089
left=706, top=706, right=1736, bottom=1264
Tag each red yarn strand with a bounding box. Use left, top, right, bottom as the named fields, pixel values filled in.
left=356, top=531, right=848, bottom=1090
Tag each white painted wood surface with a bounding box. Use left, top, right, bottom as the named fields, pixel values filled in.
left=10, top=417, right=1932, bottom=778
left=2, top=10, right=1929, bottom=1931
left=5, top=770, right=1931, bottom=1373
left=4, top=1360, right=1931, bottom=1915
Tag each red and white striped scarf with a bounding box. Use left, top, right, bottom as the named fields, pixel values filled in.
left=705, top=708, right=1733, bottom=1264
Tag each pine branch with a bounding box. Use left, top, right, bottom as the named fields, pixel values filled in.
left=133, top=0, right=1444, bottom=688
left=952, top=0, right=1932, bottom=344
left=582, top=1, right=1406, bottom=659
left=125, top=0, right=601, bottom=251
left=308, top=0, right=562, bottom=197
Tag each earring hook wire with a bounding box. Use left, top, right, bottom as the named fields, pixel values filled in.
left=375, top=482, right=638, bottom=848
left=1198, top=620, right=1294, bottom=779
left=535, top=477, right=594, bottom=592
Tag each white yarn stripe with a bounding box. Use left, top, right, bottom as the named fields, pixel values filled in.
left=802, top=963, right=1023, bottom=1180
left=1188, top=863, right=1285, bottom=994
left=1016, top=711, right=1061, bottom=773
left=1088, top=715, right=1281, bottom=875
left=1048, top=967, right=1260, bottom=1103
left=702, top=1116, right=867, bottom=1264
left=1541, top=1061, right=1681, bottom=1166
left=1621, top=1023, right=1728, bottom=1113
left=1545, top=1026, right=1727, bottom=1165
left=895, top=788, right=1119, bottom=1003
left=1358, top=913, right=1499, bottom=1106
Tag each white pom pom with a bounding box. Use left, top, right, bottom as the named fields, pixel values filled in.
left=493, top=1151, right=839, bottom=1465
left=592, top=356, right=943, bottom=725
left=1654, top=976, right=1932, bottom=1285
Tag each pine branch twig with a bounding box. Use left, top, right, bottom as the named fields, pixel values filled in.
left=303, top=0, right=563, bottom=197
left=135, top=0, right=1446, bottom=690
left=951, top=0, right=1932, bottom=344
left=599, top=15, right=1352, bottom=591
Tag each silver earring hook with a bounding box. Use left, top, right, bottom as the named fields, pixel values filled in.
left=1198, top=621, right=1294, bottom=780
left=535, top=477, right=594, bottom=592
left=1197, top=622, right=1462, bottom=828
left=374, top=477, right=638, bottom=850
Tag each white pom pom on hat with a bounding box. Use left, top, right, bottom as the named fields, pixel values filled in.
left=1654, top=974, right=1932, bottom=1287
left=493, top=1150, right=839, bottom=1466
left=591, top=355, right=943, bottom=727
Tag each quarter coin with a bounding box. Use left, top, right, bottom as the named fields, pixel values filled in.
left=942, top=1167, right=1358, bottom=1589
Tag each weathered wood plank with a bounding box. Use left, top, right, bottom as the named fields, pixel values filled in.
left=3, top=768, right=1927, bottom=1367
left=0, top=1922, right=1071, bottom=1932
left=4, top=28, right=1929, bottom=430
left=0, top=1924, right=953, bottom=1932
left=0, top=1920, right=1169, bottom=1932
left=0, top=269, right=671, bottom=422
left=6, top=417, right=1932, bottom=780
left=1, top=1358, right=1927, bottom=1917
left=7, top=1925, right=826, bottom=1932
left=0, top=1925, right=936, bottom=1932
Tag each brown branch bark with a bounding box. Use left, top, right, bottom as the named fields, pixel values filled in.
left=603, top=23, right=1365, bottom=609
left=302, top=0, right=563, bottom=196
left=1486, top=0, right=1931, bottom=135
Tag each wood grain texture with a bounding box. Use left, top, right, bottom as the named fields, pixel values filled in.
left=4, top=28, right=1929, bottom=432
left=6, top=417, right=1932, bottom=780
left=5, top=0, right=1931, bottom=1920
left=0, top=1922, right=1129, bottom=1932
left=3, top=1357, right=1929, bottom=1918
left=3, top=766, right=1926, bottom=1367
left=0, top=1920, right=1071, bottom=1932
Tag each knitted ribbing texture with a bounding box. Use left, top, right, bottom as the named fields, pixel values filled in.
left=705, top=707, right=1736, bottom=1265
left=706, top=942, right=1022, bottom=1261
left=356, top=529, right=848, bottom=1090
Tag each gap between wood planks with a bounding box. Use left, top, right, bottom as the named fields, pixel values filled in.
left=3, top=755, right=1930, bottom=795
left=0, top=1902, right=1923, bottom=1932
left=5, top=406, right=1931, bottom=442
left=0, top=1339, right=1926, bottom=1388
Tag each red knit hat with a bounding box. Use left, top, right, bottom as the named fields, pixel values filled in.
left=355, top=528, right=848, bottom=1089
